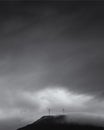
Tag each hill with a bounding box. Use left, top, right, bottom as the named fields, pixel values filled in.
left=17, top=115, right=104, bottom=130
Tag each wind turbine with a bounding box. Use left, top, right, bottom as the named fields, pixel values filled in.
left=62, top=108, right=65, bottom=115
left=48, top=108, right=51, bottom=115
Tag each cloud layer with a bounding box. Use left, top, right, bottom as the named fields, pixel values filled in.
left=0, top=87, right=94, bottom=119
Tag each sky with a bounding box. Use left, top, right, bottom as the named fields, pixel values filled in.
left=0, top=1, right=104, bottom=130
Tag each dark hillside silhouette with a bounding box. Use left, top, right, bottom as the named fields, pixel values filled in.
left=17, top=115, right=104, bottom=130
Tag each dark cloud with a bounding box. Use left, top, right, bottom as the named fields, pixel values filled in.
left=0, top=1, right=104, bottom=93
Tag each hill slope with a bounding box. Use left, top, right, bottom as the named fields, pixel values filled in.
left=17, top=115, right=104, bottom=130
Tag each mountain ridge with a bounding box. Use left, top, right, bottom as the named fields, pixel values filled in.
left=17, top=114, right=104, bottom=130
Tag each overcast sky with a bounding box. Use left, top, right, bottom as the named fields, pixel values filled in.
left=0, top=1, right=104, bottom=130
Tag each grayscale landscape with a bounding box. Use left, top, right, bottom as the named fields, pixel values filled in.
left=0, top=0, right=104, bottom=130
